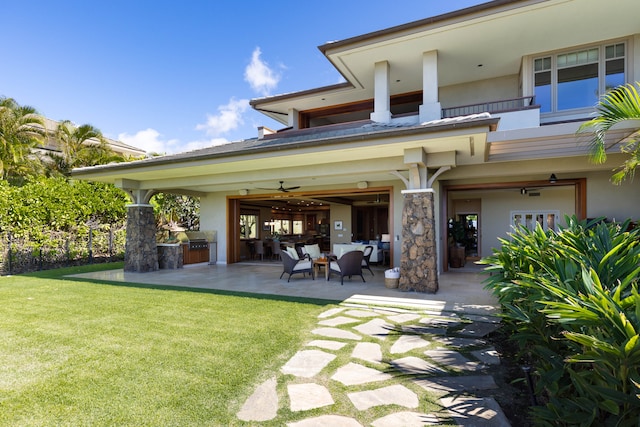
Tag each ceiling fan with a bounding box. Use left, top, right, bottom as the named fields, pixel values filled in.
left=257, top=181, right=301, bottom=193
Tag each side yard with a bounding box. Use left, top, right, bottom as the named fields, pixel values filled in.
left=0, top=264, right=324, bottom=426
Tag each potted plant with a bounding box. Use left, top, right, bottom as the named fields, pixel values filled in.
left=448, top=219, right=466, bottom=268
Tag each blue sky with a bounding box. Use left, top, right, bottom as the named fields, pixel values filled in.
left=1, top=1, right=484, bottom=154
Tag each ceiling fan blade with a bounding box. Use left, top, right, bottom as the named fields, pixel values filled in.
left=256, top=181, right=300, bottom=192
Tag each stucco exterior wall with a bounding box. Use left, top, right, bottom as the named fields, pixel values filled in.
left=587, top=170, right=640, bottom=221
left=439, top=75, right=520, bottom=109
left=479, top=187, right=575, bottom=256
left=200, top=192, right=228, bottom=263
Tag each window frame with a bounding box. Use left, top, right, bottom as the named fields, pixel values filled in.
left=531, top=40, right=628, bottom=123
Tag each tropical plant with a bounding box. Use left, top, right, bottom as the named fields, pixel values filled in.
left=47, top=120, right=123, bottom=175
left=0, top=97, right=46, bottom=183
left=481, top=216, right=640, bottom=425
left=578, top=82, right=640, bottom=184
left=150, top=193, right=200, bottom=231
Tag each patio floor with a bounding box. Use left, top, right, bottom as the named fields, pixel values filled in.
left=71, top=261, right=499, bottom=316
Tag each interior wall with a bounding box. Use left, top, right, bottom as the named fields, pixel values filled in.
left=330, top=204, right=352, bottom=244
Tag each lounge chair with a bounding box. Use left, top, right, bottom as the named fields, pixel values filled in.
left=361, top=245, right=374, bottom=275
left=328, top=250, right=365, bottom=285
left=280, top=249, right=314, bottom=282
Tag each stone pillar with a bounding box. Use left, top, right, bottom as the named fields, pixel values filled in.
left=399, top=189, right=438, bottom=293
left=124, top=204, right=159, bottom=272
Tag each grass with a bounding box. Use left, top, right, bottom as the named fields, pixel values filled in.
left=0, top=263, right=330, bottom=426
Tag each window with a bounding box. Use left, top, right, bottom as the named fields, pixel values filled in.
left=534, top=42, right=625, bottom=115
left=240, top=214, right=258, bottom=239
left=511, top=211, right=559, bottom=232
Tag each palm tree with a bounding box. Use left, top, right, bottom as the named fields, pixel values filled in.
left=0, top=97, right=46, bottom=183
left=578, top=82, right=640, bottom=184
left=49, top=120, right=123, bottom=175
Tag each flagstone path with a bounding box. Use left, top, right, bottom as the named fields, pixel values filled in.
left=237, top=298, right=512, bottom=426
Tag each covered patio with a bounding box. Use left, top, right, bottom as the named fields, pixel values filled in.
left=69, top=262, right=499, bottom=316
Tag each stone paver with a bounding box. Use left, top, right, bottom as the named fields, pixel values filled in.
left=413, top=375, right=498, bottom=393
left=344, top=309, right=381, bottom=318
left=472, top=346, right=501, bottom=365
left=347, top=384, right=418, bottom=410
left=311, top=327, right=362, bottom=340
left=420, top=316, right=461, bottom=328
left=353, top=318, right=393, bottom=340
left=352, top=342, right=383, bottom=364
left=440, top=396, right=511, bottom=427
left=463, top=313, right=502, bottom=324
left=288, top=383, right=334, bottom=412
left=318, top=315, right=361, bottom=327
left=239, top=300, right=513, bottom=427
left=331, top=362, right=392, bottom=385
left=281, top=349, right=336, bottom=378
left=237, top=377, right=278, bottom=422
left=425, top=349, right=483, bottom=371
left=287, top=415, right=363, bottom=427
left=318, top=307, right=346, bottom=318
left=306, top=340, right=347, bottom=351
left=390, top=334, right=430, bottom=354
left=371, top=412, right=439, bottom=427
left=457, top=321, right=501, bottom=337
left=402, top=324, right=447, bottom=336
left=387, top=313, right=421, bottom=323
left=391, top=356, right=447, bottom=375
left=434, top=336, right=486, bottom=349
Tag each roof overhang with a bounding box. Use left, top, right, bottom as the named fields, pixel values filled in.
left=252, top=0, right=640, bottom=125
left=72, top=117, right=498, bottom=194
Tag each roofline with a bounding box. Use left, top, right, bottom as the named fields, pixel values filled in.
left=317, top=0, right=540, bottom=54
left=249, top=82, right=353, bottom=108
left=71, top=117, right=499, bottom=177
left=250, top=0, right=543, bottom=109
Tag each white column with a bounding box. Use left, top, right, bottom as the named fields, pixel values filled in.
left=419, top=50, right=441, bottom=123
left=288, top=108, right=299, bottom=129
left=370, top=60, right=392, bottom=123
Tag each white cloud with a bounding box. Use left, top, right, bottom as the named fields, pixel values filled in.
left=244, top=47, right=280, bottom=96
left=196, top=98, right=249, bottom=137
left=118, top=128, right=181, bottom=155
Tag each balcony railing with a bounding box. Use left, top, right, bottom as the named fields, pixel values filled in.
left=441, top=96, right=536, bottom=118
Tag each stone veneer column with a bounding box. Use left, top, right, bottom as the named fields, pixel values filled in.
left=124, top=204, right=159, bottom=272
left=399, top=189, right=438, bottom=293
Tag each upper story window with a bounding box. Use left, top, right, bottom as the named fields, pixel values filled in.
left=534, top=42, right=625, bottom=115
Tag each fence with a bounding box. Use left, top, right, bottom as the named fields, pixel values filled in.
left=0, top=225, right=126, bottom=276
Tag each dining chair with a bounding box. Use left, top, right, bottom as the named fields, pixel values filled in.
left=271, top=241, right=283, bottom=260
left=253, top=240, right=264, bottom=261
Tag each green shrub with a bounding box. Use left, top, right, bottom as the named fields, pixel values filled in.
left=481, top=216, right=640, bottom=425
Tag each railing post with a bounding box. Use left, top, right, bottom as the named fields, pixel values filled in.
left=7, top=232, right=12, bottom=275
left=88, top=227, right=93, bottom=264
left=108, top=226, right=114, bottom=260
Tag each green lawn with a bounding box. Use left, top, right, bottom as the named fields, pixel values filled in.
left=0, top=263, right=330, bottom=426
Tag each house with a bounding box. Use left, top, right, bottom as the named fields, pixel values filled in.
left=38, top=117, right=147, bottom=158
left=71, top=0, right=640, bottom=292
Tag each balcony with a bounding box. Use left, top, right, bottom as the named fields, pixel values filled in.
left=441, top=96, right=536, bottom=118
